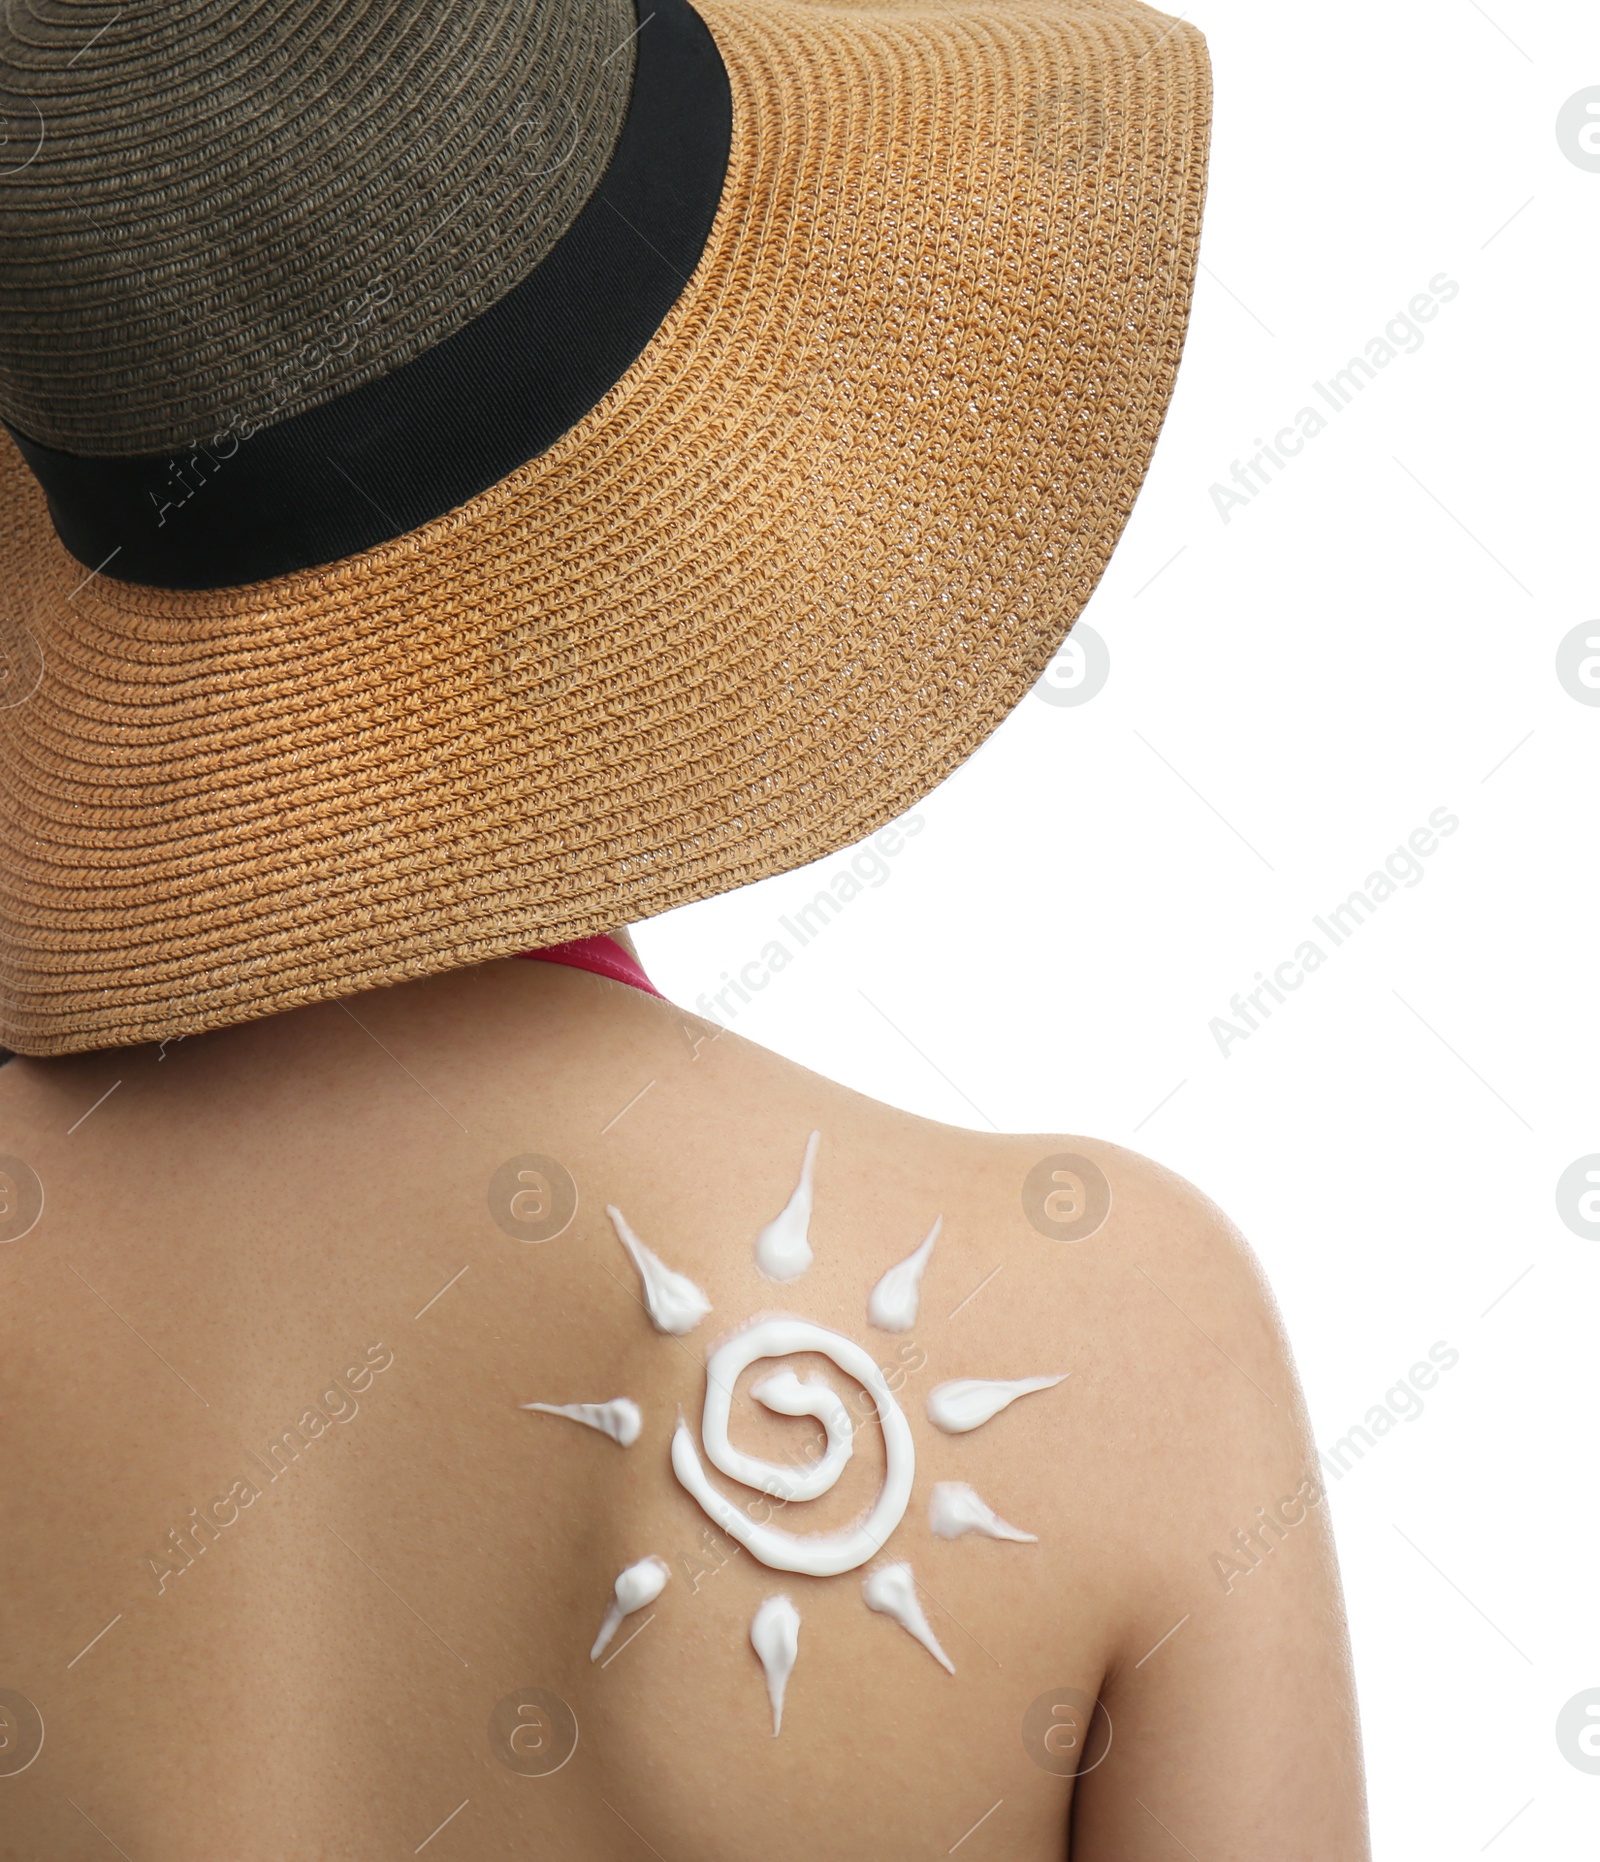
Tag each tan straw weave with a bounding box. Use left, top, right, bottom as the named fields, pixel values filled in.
left=0, top=0, right=1211, bottom=1056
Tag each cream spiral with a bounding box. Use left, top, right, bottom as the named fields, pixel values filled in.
left=670, top=1317, right=915, bottom=1578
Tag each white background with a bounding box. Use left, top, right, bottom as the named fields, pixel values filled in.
left=637, top=3, right=1599, bottom=1855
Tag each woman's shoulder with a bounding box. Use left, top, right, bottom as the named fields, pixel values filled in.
left=0, top=962, right=1364, bottom=1858
left=659, top=1013, right=1322, bottom=1616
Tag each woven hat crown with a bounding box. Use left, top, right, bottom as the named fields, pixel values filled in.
left=0, top=0, right=1212, bottom=1058
left=0, top=0, right=637, bottom=455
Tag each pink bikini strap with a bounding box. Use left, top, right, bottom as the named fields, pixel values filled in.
left=514, top=933, right=664, bottom=999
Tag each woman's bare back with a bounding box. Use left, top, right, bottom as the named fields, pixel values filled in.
left=0, top=956, right=1365, bottom=1859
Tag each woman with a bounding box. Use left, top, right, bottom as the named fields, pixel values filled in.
left=0, top=0, right=1367, bottom=1853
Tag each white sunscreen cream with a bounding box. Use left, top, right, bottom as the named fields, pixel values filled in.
left=753, top=1130, right=821, bottom=1281
left=520, top=1397, right=642, bottom=1447
left=861, top=1561, right=954, bottom=1673
left=745, top=1367, right=855, bottom=1499
left=671, top=1316, right=914, bottom=1575
left=867, top=1216, right=941, bottom=1331
left=926, top=1374, right=1066, bottom=1434
left=750, top=1594, right=801, bottom=1734
left=928, top=1480, right=1037, bottom=1543
left=590, top=1554, right=670, bottom=1662
left=607, top=1204, right=712, bottom=1335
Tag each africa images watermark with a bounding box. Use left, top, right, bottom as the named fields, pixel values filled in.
left=1032, top=624, right=1110, bottom=708
left=1210, top=1470, right=1327, bottom=1594
left=1556, top=85, right=1600, bottom=173
left=1209, top=271, right=1461, bottom=524
left=1316, top=1339, right=1460, bottom=1484
left=1209, top=806, right=1459, bottom=1058
left=146, top=278, right=394, bottom=531
left=143, top=1342, right=394, bottom=1594
left=692, top=814, right=926, bottom=1028
left=1555, top=620, right=1600, bottom=706
left=1210, top=1341, right=1461, bottom=1591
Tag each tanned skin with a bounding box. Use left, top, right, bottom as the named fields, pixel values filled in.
left=0, top=951, right=1368, bottom=1860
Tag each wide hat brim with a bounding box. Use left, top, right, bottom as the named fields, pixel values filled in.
left=0, top=0, right=1210, bottom=1057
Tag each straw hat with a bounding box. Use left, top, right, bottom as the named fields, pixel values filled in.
left=0, top=0, right=1210, bottom=1057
